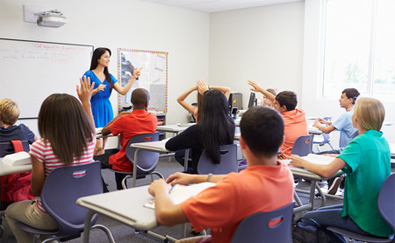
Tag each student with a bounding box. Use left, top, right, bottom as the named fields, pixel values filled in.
left=0, top=98, right=37, bottom=143
left=248, top=80, right=308, bottom=158
left=96, top=88, right=157, bottom=190
left=82, top=47, right=142, bottom=155
left=177, top=82, right=231, bottom=123
left=313, top=88, right=360, bottom=154
left=288, top=97, right=391, bottom=242
left=166, top=81, right=235, bottom=174
left=5, top=77, right=96, bottom=243
left=262, top=88, right=277, bottom=108
left=149, top=106, right=294, bottom=243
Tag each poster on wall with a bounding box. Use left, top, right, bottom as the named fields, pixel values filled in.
left=117, top=48, right=168, bottom=113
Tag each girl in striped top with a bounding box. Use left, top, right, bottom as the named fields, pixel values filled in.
left=5, top=77, right=96, bottom=243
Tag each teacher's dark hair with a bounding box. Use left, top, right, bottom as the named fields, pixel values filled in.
left=38, top=94, right=94, bottom=166
left=199, top=90, right=235, bottom=164
left=240, top=106, right=284, bottom=157
left=90, top=47, right=114, bottom=91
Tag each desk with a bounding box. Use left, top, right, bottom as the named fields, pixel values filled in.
left=156, top=124, right=189, bottom=135
left=77, top=185, right=170, bottom=243
left=284, top=154, right=342, bottom=213
left=130, top=140, right=190, bottom=186
left=390, top=143, right=395, bottom=159
left=0, top=157, right=32, bottom=176
left=308, top=125, right=322, bottom=135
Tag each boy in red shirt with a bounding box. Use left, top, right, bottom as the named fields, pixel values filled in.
left=149, top=106, right=294, bottom=243
left=97, top=88, right=157, bottom=190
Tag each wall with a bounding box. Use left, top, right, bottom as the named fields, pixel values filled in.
left=0, top=0, right=210, bottom=147
left=209, top=2, right=305, bottom=110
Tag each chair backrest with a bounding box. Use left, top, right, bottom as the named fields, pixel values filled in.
left=0, top=140, right=30, bottom=157
left=41, top=161, right=102, bottom=235
left=291, top=134, right=314, bottom=157
left=231, top=202, right=294, bottom=243
left=378, top=173, right=395, bottom=234
left=197, top=144, right=238, bottom=174
left=125, top=132, right=160, bottom=175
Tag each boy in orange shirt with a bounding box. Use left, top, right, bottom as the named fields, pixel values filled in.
left=149, top=106, right=294, bottom=243
left=248, top=80, right=308, bottom=158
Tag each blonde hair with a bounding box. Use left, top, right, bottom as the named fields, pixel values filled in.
left=0, top=99, right=20, bottom=125
left=354, top=97, right=385, bottom=131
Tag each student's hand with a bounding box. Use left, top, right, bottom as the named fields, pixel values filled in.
left=248, top=80, right=262, bottom=92
left=166, top=172, right=193, bottom=186
left=288, top=155, right=305, bottom=168
left=132, top=67, right=143, bottom=79
left=197, top=80, right=209, bottom=95
left=77, top=76, right=94, bottom=104
left=148, top=179, right=171, bottom=197
left=312, top=120, right=320, bottom=128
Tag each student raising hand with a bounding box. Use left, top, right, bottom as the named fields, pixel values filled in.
left=77, top=75, right=95, bottom=129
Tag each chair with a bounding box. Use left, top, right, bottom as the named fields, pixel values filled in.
left=0, top=140, right=30, bottom=157
left=14, top=161, right=115, bottom=243
left=327, top=173, right=395, bottom=243
left=291, top=134, right=314, bottom=157
left=115, top=132, right=164, bottom=189
left=231, top=202, right=294, bottom=243
left=313, top=117, right=334, bottom=152
left=197, top=144, right=238, bottom=175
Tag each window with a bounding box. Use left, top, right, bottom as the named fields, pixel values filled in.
left=322, top=0, right=395, bottom=100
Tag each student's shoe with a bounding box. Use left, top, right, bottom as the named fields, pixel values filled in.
left=327, top=176, right=343, bottom=195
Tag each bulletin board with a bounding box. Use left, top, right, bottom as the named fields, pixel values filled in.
left=117, top=48, right=168, bottom=113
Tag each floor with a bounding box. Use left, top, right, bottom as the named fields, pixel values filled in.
left=1, top=155, right=353, bottom=243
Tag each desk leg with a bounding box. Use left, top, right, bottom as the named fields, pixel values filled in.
left=309, top=181, right=316, bottom=210
left=133, top=149, right=141, bottom=187
left=82, top=210, right=95, bottom=243
left=183, top=149, right=189, bottom=171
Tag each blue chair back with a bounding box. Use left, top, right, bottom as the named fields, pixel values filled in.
left=41, top=162, right=103, bottom=235
left=197, top=144, right=238, bottom=174
left=0, top=140, right=29, bottom=157
left=378, top=173, right=395, bottom=236
left=125, top=132, right=160, bottom=175
left=291, top=134, right=314, bottom=157
left=231, top=202, right=294, bottom=243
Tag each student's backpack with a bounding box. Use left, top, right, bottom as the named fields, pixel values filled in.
left=0, top=140, right=35, bottom=210
left=292, top=218, right=332, bottom=243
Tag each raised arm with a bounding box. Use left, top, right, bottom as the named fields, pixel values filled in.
left=177, top=85, right=198, bottom=114
left=288, top=155, right=346, bottom=178
left=77, top=76, right=95, bottom=130
left=209, top=85, right=231, bottom=100
left=113, top=67, right=143, bottom=95
left=248, top=80, right=276, bottom=102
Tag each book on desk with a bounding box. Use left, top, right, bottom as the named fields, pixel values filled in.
left=2, top=151, right=31, bottom=166
left=144, top=182, right=215, bottom=209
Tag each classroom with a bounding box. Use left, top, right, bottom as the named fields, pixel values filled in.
left=1, top=0, right=395, bottom=242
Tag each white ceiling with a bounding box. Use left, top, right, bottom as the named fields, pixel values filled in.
left=139, top=0, right=303, bottom=13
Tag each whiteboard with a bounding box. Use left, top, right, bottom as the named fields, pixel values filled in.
left=0, top=38, right=93, bottom=119
left=117, top=48, right=168, bottom=113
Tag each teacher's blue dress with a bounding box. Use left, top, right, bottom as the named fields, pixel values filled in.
left=83, top=70, right=118, bottom=128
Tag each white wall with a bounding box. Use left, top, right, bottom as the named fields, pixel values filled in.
left=209, top=2, right=305, bottom=109
left=0, top=0, right=210, bottom=147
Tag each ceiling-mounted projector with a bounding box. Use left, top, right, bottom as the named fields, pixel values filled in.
left=36, top=10, right=67, bottom=28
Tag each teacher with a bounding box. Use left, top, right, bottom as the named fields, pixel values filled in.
left=83, top=47, right=142, bottom=154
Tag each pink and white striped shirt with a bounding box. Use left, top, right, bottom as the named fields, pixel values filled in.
left=29, top=135, right=96, bottom=213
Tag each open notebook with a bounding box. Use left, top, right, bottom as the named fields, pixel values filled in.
left=144, top=182, right=216, bottom=209
left=282, top=154, right=335, bottom=167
